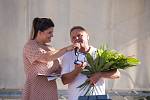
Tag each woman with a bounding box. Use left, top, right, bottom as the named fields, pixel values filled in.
left=22, top=17, right=77, bottom=100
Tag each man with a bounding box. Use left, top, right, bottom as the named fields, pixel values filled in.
left=61, top=26, right=120, bottom=100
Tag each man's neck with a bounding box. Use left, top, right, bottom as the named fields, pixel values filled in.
left=79, top=46, right=91, bottom=53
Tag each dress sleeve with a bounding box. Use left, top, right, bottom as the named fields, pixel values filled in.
left=24, top=43, right=47, bottom=64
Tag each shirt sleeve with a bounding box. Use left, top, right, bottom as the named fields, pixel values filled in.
left=24, top=43, right=47, bottom=64
left=61, top=53, right=71, bottom=75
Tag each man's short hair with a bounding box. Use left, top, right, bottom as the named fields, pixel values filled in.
left=70, top=26, right=86, bottom=35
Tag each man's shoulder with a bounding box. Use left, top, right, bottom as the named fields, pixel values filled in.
left=63, top=50, right=74, bottom=57
left=89, top=46, right=97, bottom=53
left=91, top=46, right=97, bottom=49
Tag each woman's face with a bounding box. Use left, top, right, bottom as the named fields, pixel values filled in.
left=41, top=27, right=54, bottom=43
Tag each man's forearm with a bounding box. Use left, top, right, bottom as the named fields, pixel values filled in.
left=61, top=68, right=82, bottom=85
left=100, top=69, right=120, bottom=79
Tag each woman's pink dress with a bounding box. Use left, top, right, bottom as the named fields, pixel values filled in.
left=22, top=40, right=60, bottom=100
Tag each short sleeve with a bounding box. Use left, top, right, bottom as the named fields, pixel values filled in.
left=24, top=43, right=46, bottom=64
left=61, top=53, right=71, bottom=75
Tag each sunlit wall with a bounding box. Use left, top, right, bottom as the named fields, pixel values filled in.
left=0, top=0, right=150, bottom=91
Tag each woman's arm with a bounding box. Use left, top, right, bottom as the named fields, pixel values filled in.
left=37, top=45, right=75, bottom=63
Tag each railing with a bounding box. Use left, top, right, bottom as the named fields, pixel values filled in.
left=108, top=90, right=150, bottom=100
left=0, top=89, right=21, bottom=100
left=0, top=89, right=150, bottom=100
left=0, top=89, right=68, bottom=100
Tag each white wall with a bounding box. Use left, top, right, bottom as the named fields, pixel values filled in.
left=0, top=0, right=27, bottom=89
left=0, top=0, right=150, bottom=91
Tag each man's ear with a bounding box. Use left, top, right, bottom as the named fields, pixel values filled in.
left=87, top=35, right=89, bottom=40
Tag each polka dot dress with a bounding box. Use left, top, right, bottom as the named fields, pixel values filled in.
left=22, top=40, right=60, bottom=100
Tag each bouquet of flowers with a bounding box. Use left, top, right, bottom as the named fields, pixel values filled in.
left=78, top=45, right=140, bottom=96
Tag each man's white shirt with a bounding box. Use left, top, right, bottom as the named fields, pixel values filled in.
left=61, top=46, right=105, bottom=100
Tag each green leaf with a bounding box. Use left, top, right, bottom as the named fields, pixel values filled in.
left=97, top=49, right=103, bottom=56
left=127, top=57, right=141, bottom=65
left=94, top=51, right=105, bottom=72
left=84, top=66, right=93, bottom=73
left=98, top=56, right=105, bottom=67
left=100, top=44, right=108, bottom=51
left=78, top=44, right=141, bottom=95
left=81, top=71, right=91, bottom=76
left=86, top=53, right=94, bottom=67
left=94, top=51, right=100, bottom=66
left=102, top=61, right=115, bottom=71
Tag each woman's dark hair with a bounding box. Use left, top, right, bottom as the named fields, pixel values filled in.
left=70, top=26, right=86, bottom=35
left=30, top=17, right=54, bottom=40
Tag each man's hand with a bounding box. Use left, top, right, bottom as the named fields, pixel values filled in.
left=89, top=72, right=102, bottom=84
left=74, top=62, right=87, bottom=71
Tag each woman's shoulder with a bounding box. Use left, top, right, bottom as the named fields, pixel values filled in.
left=47, top=45, right=55, bottom=51
left=25, top=39, right=36, bottom=45
left=24, top=40, right=38, bottom=49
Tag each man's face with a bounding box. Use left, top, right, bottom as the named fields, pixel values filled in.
left=70, top=29, right=89, bottom=47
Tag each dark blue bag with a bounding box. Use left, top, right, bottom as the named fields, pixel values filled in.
left=78, top=95, right=112, bottom=100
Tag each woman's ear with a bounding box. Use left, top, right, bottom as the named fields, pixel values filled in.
left=38, top=30, right=43, bottom=35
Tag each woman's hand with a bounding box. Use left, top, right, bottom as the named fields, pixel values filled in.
left=65, top=43, right=80, bottom=52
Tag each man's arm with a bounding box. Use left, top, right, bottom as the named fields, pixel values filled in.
left=100, top=69, right=120, bottom=79
left=61, top=63, right=86, bottom=85
left=61, top=67, right=82, bottom=85
left=89, top=69, right=120, bottom=84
